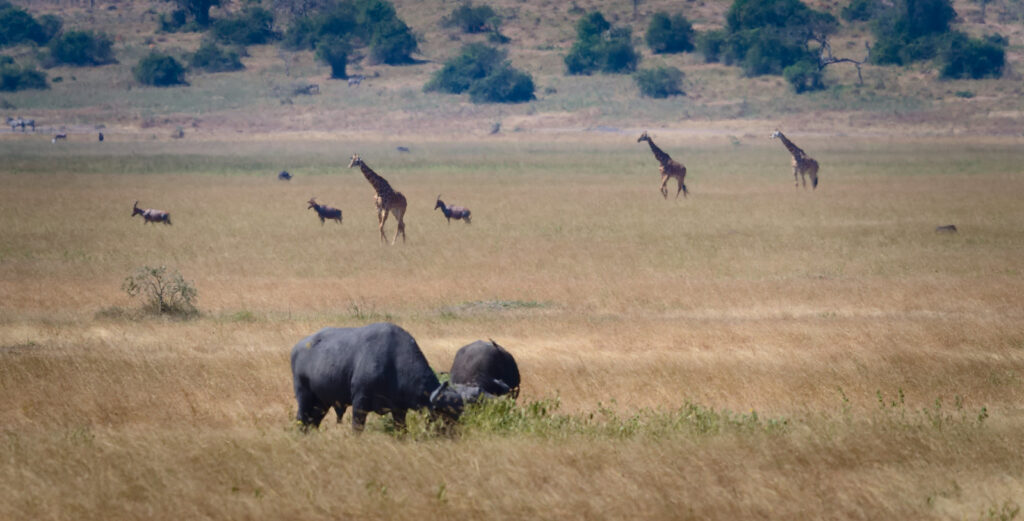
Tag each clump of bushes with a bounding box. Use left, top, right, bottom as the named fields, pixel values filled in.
left=841, top=0, right=883, bottom=22
left=0, top=57, right=47, bottom=91
left=121, top=265, right=199, bottom=318
left=210, top=6, right=275, bottom=45
left=442, top=2, right=498, bottom=33
left=189, top=40, right=244, bottom=72
left=133, top=52, right=187, bottom=86
left=634, top=66, right=685, bottom=98
left=46, top=30, right=116, bottom=66
left=937, top=32, right=1005, bottom=79
left=645, top=12, right=695, bottom=54
left=565, top=11, right=640, bottom=75
left=282, top=0, right=418, bottom=65
left=424, top=43, right=534, bottom=103
left=0, top=3, right=61, bottom=47
left=315, top=35, right=349, bottom=78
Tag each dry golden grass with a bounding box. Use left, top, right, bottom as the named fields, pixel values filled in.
left=1, top=134, right=1023, bottom=520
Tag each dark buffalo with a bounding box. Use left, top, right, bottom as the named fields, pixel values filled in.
left=449, top=339, right=520, bottom=399
left=291, top=322, right=464, bottom=432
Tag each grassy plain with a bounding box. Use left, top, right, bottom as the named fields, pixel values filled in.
left=1, top=134, right=1023, bottom=520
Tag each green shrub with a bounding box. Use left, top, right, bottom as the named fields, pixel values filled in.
left=696, top=29, right=728, bottom=62
left=211, top=6, right=275, bottom=45
left=280, top=0, right=417, bottom=64
left=189, top=40, right=244, bottom=72
left=425, top=43, right=534, bottom=103
left=121, top=265, right=199, bottom=318
left=938, top=31, right=1005, bottom=79
left=0, top=61, right=47, bottom=91
left=869, top=0, right=956, bottom=65
left=133, top=52, right=187, bottom=86
left=634, top=66, right=685, bottom=98
left=443, top=2, right=498, bottom=33
left=315, top=35, right=349, bottom=78
left=175, top=0, right=221, bottom=27
left=159, top=9, right=189, bottom=32
left=565, top=12, right=639, bottom=75
left=47, top=30, right=116, bottom=66
left=645, top=12, right=695, bottom=54
left=782, top=59, right=824, bottom=92
left=0, top=5, right=50, bottom=46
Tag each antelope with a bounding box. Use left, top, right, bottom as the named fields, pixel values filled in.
left=132, top=201, right=172, bottom=225
left=435, top=195, right=471, bottom=224
left=307, top=197, right=343, bottom=225
left=51, top=132, right=67, bottom=143
left=278, top=170, right=292, bottom=181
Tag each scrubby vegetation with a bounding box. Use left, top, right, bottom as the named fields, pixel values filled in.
left=188, top=40, right=244, bottom=73
left=564, top=11, right=640, bottom=75
left=121, top=265, right=199, bottom=318
left=46, top=30, right=116, bottom=67
left=281, top=0, right=417, bottom=65
left=0, top=3, right=60, bottom=47
left=645, top=11, right=694, bottom=54
left=315, top=35, right=349, bottom=78
left=133, top=52, right=187, bottom=86
left=210, top=6, right=275, bottom=45
left=633, top=66, right=684, bottom=98
left=0, top=56, right=47, bottom=91
left=424, top=43, right=534, bottom=103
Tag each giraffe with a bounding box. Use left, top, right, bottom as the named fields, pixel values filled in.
left=637, top=131, right=688, bottom=199
left=348, top=154, right=407, bottom=244
left=770, top=130, right=819, bottom=189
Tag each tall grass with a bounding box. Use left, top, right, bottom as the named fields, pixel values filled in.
left=1, top=136, right=1023, bottom=519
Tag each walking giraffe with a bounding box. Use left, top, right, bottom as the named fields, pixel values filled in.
left=771, top=129, right=819, bottom=189
left=348, top=154, right=407, bottom=244
left=637, top=131, right=688, bottom=199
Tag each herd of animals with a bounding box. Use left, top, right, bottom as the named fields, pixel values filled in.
left=131, top=130, right=818, bottom=244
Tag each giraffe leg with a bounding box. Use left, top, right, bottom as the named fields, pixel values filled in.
left=793, top=167, right=800, bottom=188
left=379, top=209, right=390, bottom=244
left=660, top=174, right=669, bottom=199
left=392, top=208, right=406, bottom=245
left=676, top=177, right=688, bottom=199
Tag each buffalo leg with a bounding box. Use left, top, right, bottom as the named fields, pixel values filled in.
left=294, top=382, right=327, bottom=431
left=334, top=403, right=348, bottom=424
left=391, top=409, right=407, bottom=432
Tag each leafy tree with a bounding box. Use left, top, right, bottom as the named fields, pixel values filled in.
left=645, top=12, right=694, bottom=54
left=633, top=66, right=684, bottom=98
left=841, top=0, right=882, bottom=22
left=160, top=9, right=189, bottom=32
left=175, top=0, right=221, bottom=27
left=48, top=30, right=116, bottom=66
left=782, top=59, right=823, bottom=92
left=133, top=52, right=187, bottom=86
left=315, top=35, right=348, bottom=78
left=870, top=0, right=955, bottom=65
left=0, top=60, right=47, bottom=91
left=211, top=6, right=275, bottom=45
left=280, top=0, right=417, bottom=63
left=189, top=40, right=244, bottom=72
left=0, top=5, right=49, bottom=46
left=367, top=16, right=418, bottom=64
left=425, top=43, right=534, bottom=103
left=565, top=11, right=640, bottom=75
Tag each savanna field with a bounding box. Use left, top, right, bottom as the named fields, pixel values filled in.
left=2, top=0, right=1024, bottom=518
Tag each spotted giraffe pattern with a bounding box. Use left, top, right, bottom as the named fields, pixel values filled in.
left=348, top=154, right=408, bottom=244
left=638, top=131, right=688, bottom=199
left=771, top=130, right=819, bottom=189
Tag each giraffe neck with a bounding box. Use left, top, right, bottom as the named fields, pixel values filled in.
left=645, top=139, right=672, bottom=165
left=777, top=132, right=806, bottom=160
left=359, top=162, right=395, bottom=197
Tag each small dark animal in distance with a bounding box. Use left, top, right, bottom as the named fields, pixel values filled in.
left=98, top=132, right=104, bottom=142
left=52, top=132, right=67, bottom=143
left=307, top=197, right=342, bottom=225
left=396, top=146, right=410, bottom=153
left=131, top=201, right=172, bottom=225
left=278, top=170, right=292, bottom=181
left=435, top=195, right=471, bottom=224
left=935, top=225, right=958, bottom=233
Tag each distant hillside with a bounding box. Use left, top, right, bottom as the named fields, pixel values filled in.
left=2, top=0, right=1023, bottom=138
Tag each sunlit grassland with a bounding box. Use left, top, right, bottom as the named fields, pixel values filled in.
left=1, top=135, right=1023, bottom=520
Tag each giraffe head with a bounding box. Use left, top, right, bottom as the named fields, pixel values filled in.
left=770, top=129, right=782, bottom=140
left=637, top=131, right=650, bottom=143
left=348, top=154, right=362, bottom=168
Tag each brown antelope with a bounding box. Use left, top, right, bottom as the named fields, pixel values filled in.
left=434, top=195, right=471, bottom=224
left=131, top=201, right=172, bottom=225
left=307, top=197, right=343, bottom=225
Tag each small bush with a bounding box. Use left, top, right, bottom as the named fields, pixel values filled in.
left=211, top=6, right=275, bottom=45
left=634, top=66, right=685, bottom=98
left=442, top=2, right=498, bottom=33
left=565, top=12, right=639, bottom=75
left=696, top=29, right=728, bottom=62
left=280, top=0, right=418, bottom=64
left=159, top=9, right=189, bottom=32
left=938, top=31, right=1005, bottom=79
left=367, top=17, right=418, bottom=65
left=425, top=43, right=534, bottom=103
left=47, top=30, right=116, bottom=66
left=133, top=52, right=187, bottom=86
left=782, top=59, right=824, bottom=93
left=315, top=35, right=349, bottom=78
left=189, top=40, right=244, bottom=72
left=0, top=6, right=49, bottom=46
left=841, top=0, right=882, bottom=21
left=645, top=12, right=695, bottom=54
left=121, top=265, right=198, bottom=318
left=0, top=61, right=47, bottom=91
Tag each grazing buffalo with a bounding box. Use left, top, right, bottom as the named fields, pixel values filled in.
left=290, top=322, right=464, bottom=432
left=449, top=339, right=520, bottom=399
